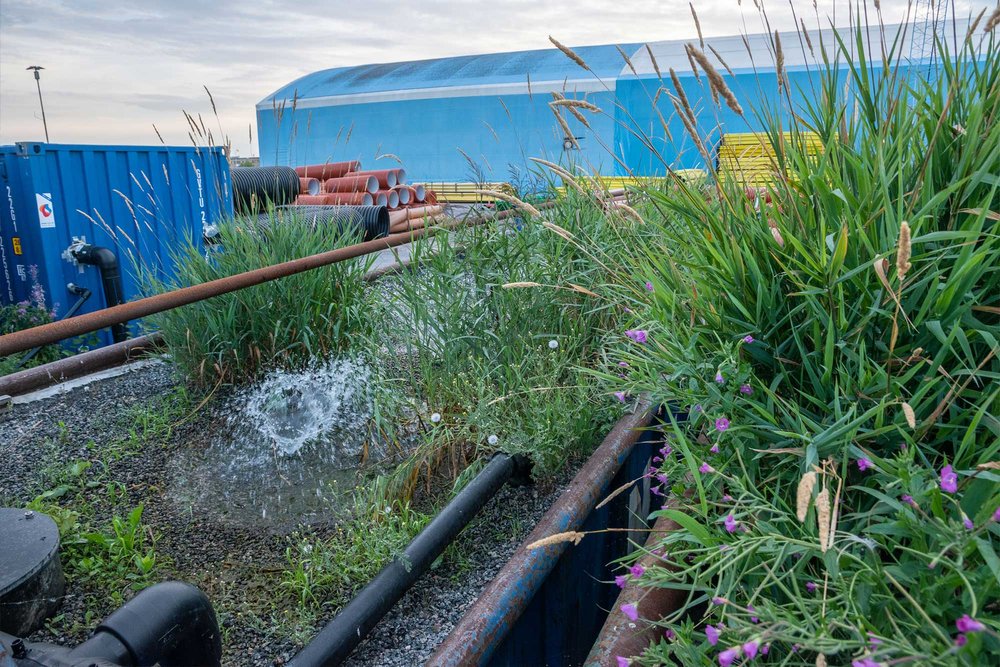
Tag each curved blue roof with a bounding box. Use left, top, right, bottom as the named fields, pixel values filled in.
left=260, top=43, right=641, bottom=106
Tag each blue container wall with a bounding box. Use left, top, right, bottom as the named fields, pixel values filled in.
left=0, top=142, right=232, bottom=347
left=257, top=90, right=619, bottom=182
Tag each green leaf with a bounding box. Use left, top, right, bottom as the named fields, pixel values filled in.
left=656, top=509, right=717, bottom=546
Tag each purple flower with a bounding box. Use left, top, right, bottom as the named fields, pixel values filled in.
left=712, top=596, right=725, bottom=605
left=963, top=515, right=974, bottom=530
left=615, top=575, right=627, bottom=589
left=715, top=371, right=725, bottom=384
left=614, top=391, right=627, bottom=403
left=761, top=644, right=769, bottom=656
left=618, top=361, right=629, bottom=367
left=994, top=506, right=1000, bottom=522
left=852, top=659, right=879, bottom=667
left=956, top=614, right=985, bottom=633
left=724, top=514, right=737, bottom=533
left=715, top=418, right=730, bottom=432
left=718, top=647, right=741, bottom=667
left=706, top=624, right=721, bottom=646
left=955, top=634, right=968, bottom=647
left=625, top=329, right=648, bottom=344
left=616, top=657, right=630, bottom=667
left=664, top=628, right=676, bottom=640
left=743, top=640, right=759, bottom=659
left=739, top=384, right=752, bottom=395
left=806, top=581, right=817, bottom=593
left=621, top=603, right=639, bottom=621
left=645, top=281, right=653, bottom=291
left=867, top=632, right=881, bottom=648
left=857, top=458, right=873, bottom=472
left=710, top=444, right=720, bottom=454
left=747, top=604, right=758, bottom=623
left=655, top=473, right=668, bottom=484
left=901, top=494, right=917, bottom=508
left=940, top=464, right=958, bottom=493
left=629, top=564, right=645, bottom=579
left=650, top=485, right=663, bottom=496
left=743, top=335, right=754, bottom=344
left=693, top=404, right=703, bottom=413
left=722, top=494, right=734, bottom=502
left=700, top=462, right=714, bottom=474
left=660, top=445, right=672, bottom=456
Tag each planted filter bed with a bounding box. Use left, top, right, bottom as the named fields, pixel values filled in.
left=3, top=9, right=1000, bottom=666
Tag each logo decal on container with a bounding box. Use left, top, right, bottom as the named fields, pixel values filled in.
left=36, top=192, right=55, bottom=228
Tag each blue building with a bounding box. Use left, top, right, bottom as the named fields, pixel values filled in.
left=257, top=23, right=927, bottom=181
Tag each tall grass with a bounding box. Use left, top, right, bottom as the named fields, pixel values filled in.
left=538, top=7, right=999, bottom=666
left=145, top=212, right=375, bottom=386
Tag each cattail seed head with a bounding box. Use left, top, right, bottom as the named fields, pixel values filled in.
left=796, top=471, right=817, bottom=522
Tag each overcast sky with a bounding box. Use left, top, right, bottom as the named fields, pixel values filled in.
left=0, top=1, right=989, bottom=155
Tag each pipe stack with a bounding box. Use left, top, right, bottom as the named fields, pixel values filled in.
left=286, top=158, right=439, bottom=233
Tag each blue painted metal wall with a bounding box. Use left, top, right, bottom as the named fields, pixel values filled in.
left=257, top=89, right=620, bottom=182
left=0, top=142, right=232, bottom=347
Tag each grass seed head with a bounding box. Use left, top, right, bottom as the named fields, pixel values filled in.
left=816, top=487, right=832, bottom=552
left=645, top=43, right=663, bottom=80
left=688, top=43, right=743, bottom=115
left=526, top=531, right=585, bottom=550
left=476, top=189, right=541, bottom=217
left=549, top=36, right=590, bottom=70
left=796, top=470, right=817, bottom=522
left=896, top=221, right=912, bottom=280
left=902, top=402, right=916, bottom=429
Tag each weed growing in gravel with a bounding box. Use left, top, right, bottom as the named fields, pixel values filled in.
left=145, top=211, right=376, bottom=386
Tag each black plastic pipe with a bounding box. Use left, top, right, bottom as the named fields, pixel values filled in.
left=273, top=205, right=391, bottom=241
left=68, top=580, right=222, bottom=666
left=288, top=453, right=526, bottom=667
left=232, top=166, right=299, bottom=214
left=72, top=244, right=127, bottom=343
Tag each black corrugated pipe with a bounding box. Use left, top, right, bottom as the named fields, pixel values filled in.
left=71, top=244, right=127, bottom=343
left=232, top=166, right=299, bottom=213
left=1, top=581, right=221, bottom=666
left=288, top=453, right=531, bottom=667
left=269, top=205, right=390, bottom=241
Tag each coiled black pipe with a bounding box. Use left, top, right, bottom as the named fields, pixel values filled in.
left=288, top=453, right=530, bottom=667
left=71, top=244, right=127, bottom=343
left=231, top=166, right=299, bottom=214
left=274, top=205, right=390, bottom=241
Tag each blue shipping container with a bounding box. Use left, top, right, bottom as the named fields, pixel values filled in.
left=0, top=142, right=232, bottom=348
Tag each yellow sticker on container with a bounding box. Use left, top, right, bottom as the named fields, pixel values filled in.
left=12, top=237, right=22, bottom=255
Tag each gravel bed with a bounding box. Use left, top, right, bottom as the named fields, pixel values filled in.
left=0, top=359, right=581, bottom=666
left=343, top=469, right=574, bottom=667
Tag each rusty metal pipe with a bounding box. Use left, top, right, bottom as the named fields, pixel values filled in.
left=0, top=223, right=459, bottom=356
left=583, top=512, right=684, bottom=667
left=0, top=200, right=557, bottom=357
left=0, top=333, right=163, bottom=397
left=427, top=403, right=655, bottom=667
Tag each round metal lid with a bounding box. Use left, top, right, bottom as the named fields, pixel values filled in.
left=0, top=507, right=61, bottom=596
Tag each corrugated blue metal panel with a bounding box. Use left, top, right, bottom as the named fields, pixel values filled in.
left=258, top=90, right=620, bottom=182
left=0, top=142, right=232, bottom=347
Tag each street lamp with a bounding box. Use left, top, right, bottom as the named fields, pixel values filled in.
left=26, top=65, right=50, bottom=142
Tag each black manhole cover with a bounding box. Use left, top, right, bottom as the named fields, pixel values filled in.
left=0, top=507, right=64, bottom=636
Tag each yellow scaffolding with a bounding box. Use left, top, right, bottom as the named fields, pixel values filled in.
left=716, top=132, right=823, bottom=187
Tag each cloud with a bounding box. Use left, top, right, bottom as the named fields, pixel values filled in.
left=0, top=1, right=989, bottom=155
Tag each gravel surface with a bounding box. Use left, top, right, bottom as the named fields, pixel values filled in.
left=0, top=359, right=580, bottom=666
left=343, top=471, right=573, bottom=667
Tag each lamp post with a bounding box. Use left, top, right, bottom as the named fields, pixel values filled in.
left=26, top=65, right=49, bottom=142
